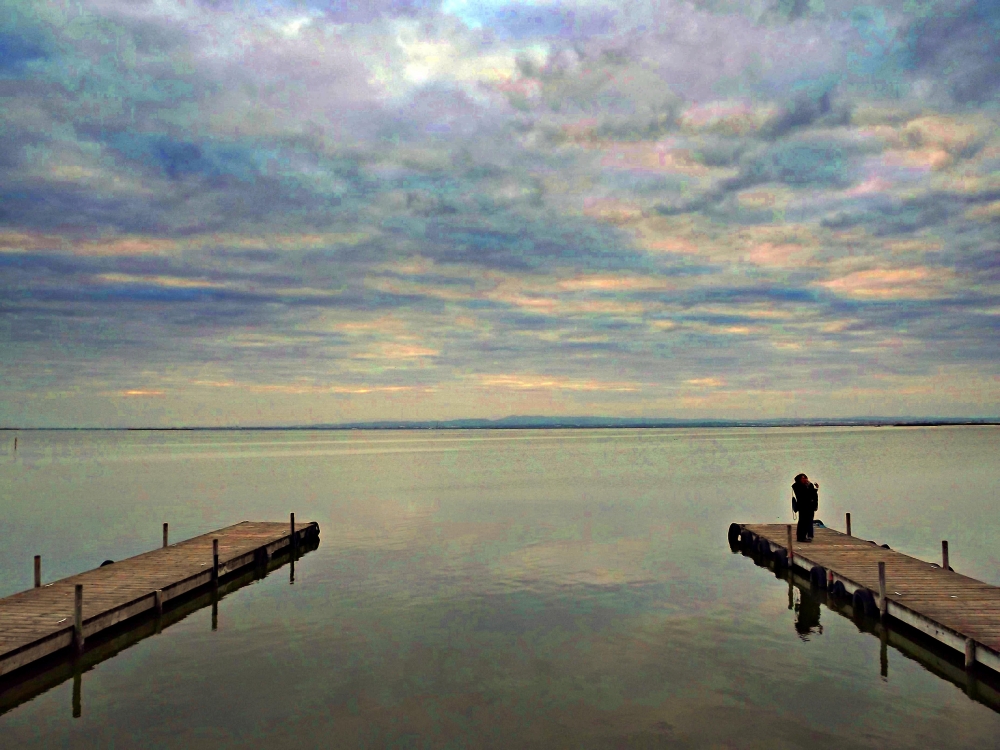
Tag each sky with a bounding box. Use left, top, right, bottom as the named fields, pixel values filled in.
left=1, top=0, right=998, bottom=426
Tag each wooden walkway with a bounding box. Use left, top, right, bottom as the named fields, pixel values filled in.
left=735, top=524, right=1000, bottom=675
left=0, top=520, right=319, bottom=678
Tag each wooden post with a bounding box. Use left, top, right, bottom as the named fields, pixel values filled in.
left=965, top=638, right=976, bottom=670
left=878, top=561, right=888, bottom=621
left=74, top=584, right=84, bottom=652
left=290, top=512, right=296, bottom=548
left=212, top=538, right=219, bottom=581
left=154, top=589, right=163, bottom=616
left=163, top=522, right=169, bottom=548
left=34, top=555, right=41, bottom=588
left=942, top=540, right=949, bottom=571
left=846, top=512, right=852, bottom=537
left=786, top=524, right=794, bottom=567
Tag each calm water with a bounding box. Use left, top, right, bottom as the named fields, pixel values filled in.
left=1, top=426, right=998, bottom=748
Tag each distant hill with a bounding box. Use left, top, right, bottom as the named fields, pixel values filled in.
left=3, top=416, right=997, bottom=431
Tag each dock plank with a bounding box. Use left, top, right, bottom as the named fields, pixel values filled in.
left=740, top=524, right=1000, bottom=674
left=0, top=521, right=317, bottom=677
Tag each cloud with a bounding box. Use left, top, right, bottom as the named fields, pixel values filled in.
left=815, top=267, right=955, bottom=300
left=1, top=0, right=999, bottom=425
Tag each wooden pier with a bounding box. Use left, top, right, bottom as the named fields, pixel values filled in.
left=731, top=523, right=1000, bottom=676
left=0, top=520, right=319, bottom=679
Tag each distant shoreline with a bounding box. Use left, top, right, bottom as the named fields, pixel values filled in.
left=2, top=419, right=997, bottom=431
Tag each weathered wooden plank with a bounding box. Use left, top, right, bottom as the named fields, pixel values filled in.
left=739, top=523, right=1000, bottom=672
left=0, top=520, right=318, bottom=678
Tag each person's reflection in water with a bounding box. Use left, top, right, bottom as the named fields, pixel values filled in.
left=794, top=587, right=823, bottom=640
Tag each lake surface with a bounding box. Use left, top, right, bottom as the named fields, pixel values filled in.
left=1, top=426, right=998, bottom=747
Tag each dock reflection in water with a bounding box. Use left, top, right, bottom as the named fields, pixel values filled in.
left=735, top=539, right=1000, bottom=714
left=0, top=537, right=319, bottom=719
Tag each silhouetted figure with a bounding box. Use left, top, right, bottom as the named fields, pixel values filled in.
left=794, top=587, right=823, bottom=640
left=792, top=473, right=819, bottom=542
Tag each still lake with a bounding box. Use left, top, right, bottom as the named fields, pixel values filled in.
left=1, top=426, right=998, bottom=747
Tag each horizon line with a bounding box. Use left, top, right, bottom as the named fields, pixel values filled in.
left=2, top=416, right=998, bottom=431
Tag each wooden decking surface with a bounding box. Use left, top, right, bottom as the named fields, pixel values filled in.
left=0, top=521, right=316, bottom=677
left=744, top=524, right=1000, bottom=657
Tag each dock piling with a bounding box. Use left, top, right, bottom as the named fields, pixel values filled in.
left=154, top=589, right=163, bottom=616
left=966, top=638, right=976, bottom=670
left=878, top=561, right=888, bottom=621
left=290, top=512, right=296, bottom=548
left=786, top=524, right=794, bottom=566
left=34, top=555, right=41, bottom=588
left=212, top=539, right=219, bottom=581
left=942, top=540, right=949, bottom=571
left=846, top=512, right=852, bottom=537
left=163, top=522, right=169, bottom=548
left=73, top=584, right=84, bottom=653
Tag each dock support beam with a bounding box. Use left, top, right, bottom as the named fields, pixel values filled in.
left=966, top=639, right=976, bottom=670
left=34, top=555, right=41, bottom=588
left=73, top=584, right=84, bottom=653
left=878, top=561, right=888, bottom=622
left=942, top=540, right=949, bottom=571
left=212, top=539, right=219, bottom=582
left=786, top=525, right=794, bottom=567
left=163, top=522, right=169, bottom=548
left=154, top=589, right=163, bottom=616
left=846, top=512, right=851, bottom=537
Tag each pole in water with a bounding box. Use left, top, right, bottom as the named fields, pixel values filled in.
left=74, top=584, right=85, bottom=652
left=942, top=540, right=949, bottom=571
left=72, top=669, right=82, bottom=719
left=212, top=538, right=219, bottom=582
left=786, top=524, right=794, bottom=567
left=290, top=512, right=296, bottom=549
left=211, top=589, right=218, bottom=631
left=880, top=626, right=889, bottom=679
left=163, top=522, right=169, bottom=548
left=846, top=512, right=852, bottom=537
left=965, top=639, right=976, bottom=671
left=878, top=561, right=888, bottom=621
left=34, top=555, right=41, bottom=588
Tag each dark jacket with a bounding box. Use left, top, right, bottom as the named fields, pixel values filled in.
left=792, top=481, right=819, bottom=513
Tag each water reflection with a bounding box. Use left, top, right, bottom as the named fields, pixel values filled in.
left=793, top=586, right=823, bottom=640
left=0, top=538, right=317, bottom=719
left=738, top=540, right=1000, bottom=714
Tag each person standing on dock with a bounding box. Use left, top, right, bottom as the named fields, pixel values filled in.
left=792, top=474, right=819, bottom=542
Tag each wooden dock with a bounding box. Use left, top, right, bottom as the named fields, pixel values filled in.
left=731, top=523, right=1000, bottom=676
left=0, top=520, right=319, bottom=679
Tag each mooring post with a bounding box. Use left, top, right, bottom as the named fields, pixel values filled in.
left=154, top=589, right=163, bottom=616
left=34, top=555, right=41, bottom=588
left=786, top=524, right=794, bottom=567
left=942, top=540, right=949, bottom=571
left=965, top=638, right=976, bottom=670
left=212, top=538, right=219, bottom=582
left=846, top=512, right=852, bottom=537
left=163, top=522, right=169, bottom=548
left=73, top=584, right=84, bottom=652
left=878, top=561, right=888, bottom=621
left=290, top=512, right=296, bottom=550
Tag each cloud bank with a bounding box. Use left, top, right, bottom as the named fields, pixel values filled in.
left=1, top=0, right=998, bottom=425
